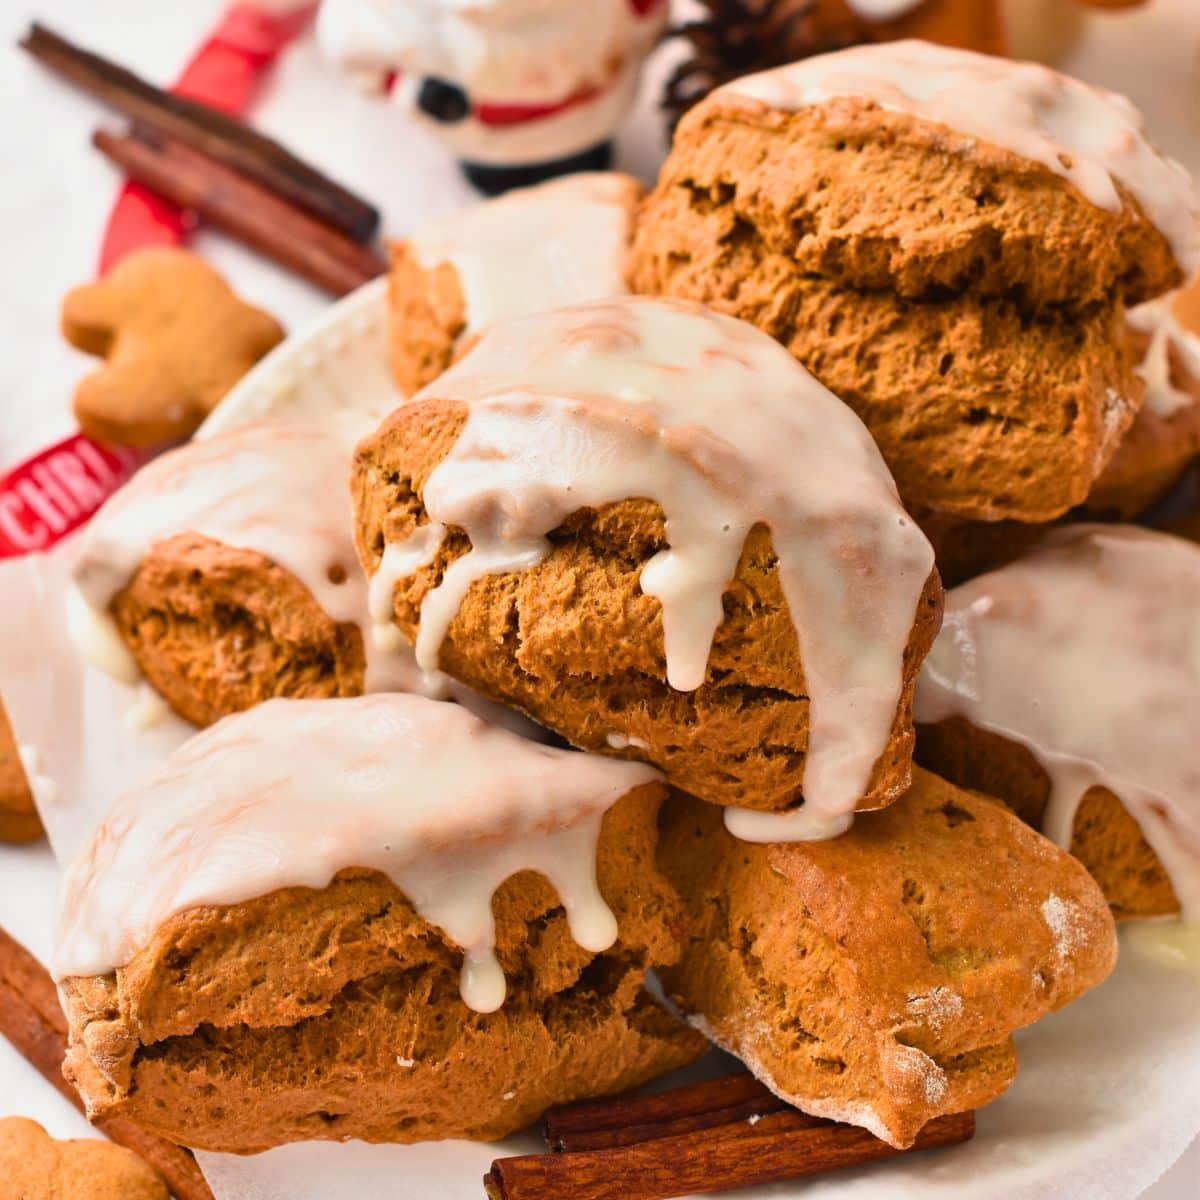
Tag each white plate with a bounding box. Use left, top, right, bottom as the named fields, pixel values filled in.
left=37, top=274, right=1198, bottom=1200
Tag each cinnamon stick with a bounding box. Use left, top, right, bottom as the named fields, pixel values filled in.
left=0, top=925, right=214, bottom=1200
left=93, top=126, right=386, bottom=297
left=20, top=22, right=379, bottom=243
left=544, top=1071, right=797, bottom=1152
left=487, top=1107, right=975, bottom=1200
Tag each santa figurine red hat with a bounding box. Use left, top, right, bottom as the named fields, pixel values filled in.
left=316, top=0, right=667, bottom=194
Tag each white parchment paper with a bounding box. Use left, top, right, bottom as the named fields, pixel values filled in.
left=1, top=1, right=1198, bottom=1195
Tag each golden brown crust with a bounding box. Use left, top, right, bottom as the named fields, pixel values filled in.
left=0, top=1116, right=167, bottom=1200
left=916, top=717, right=1179, bottom=919
left=110, top=532, right=365, bottom=728
left=656, top=769, right=1118, bottom=1148
left=630, top=96, right=1179, bottom=521
left=914, top=326, right=1200, bottom=586
left=648, top=97, right=1181, bottom=309
left=387, top=240, right=468, bottom=396
left=0, top=695, right=41, bottom=843
left=60, top=786, right=706, bottom=1153
left=352, top=398, right=943, bottom=812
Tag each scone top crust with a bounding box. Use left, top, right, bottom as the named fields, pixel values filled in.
left=359, top=297, right=937, bottom=830
left=915, top=524, right=1200, bottom=919
left=54, top=696, right=657, bottom=1022
left=390, top=172, right=643, bottom=394
left=70, top=421, right=423, bottom=698
left=688, top=39, right=1198, bottom=298
left=55, top=693, right=660, bottom=1015
left=657, top=769, right=1118, bottom=1148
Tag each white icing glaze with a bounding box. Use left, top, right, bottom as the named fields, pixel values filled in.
left=369, top=298, right=934, bottom=837
left=70, top=421, right=436, bottom=699
left=412, top=172, right=636, bottom=338
left=844, top=0, right=924, bottom=19
left=709, top=40, right=1199, bottom=275
left=53, top=694, right=659, bottom=1011
left=1127, top=292, right=1200, bottom=418
left=915, top=525, right=1200, bottom=920
left=317, top=0, right=666, bottom=165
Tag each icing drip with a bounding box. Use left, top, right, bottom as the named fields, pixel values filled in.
left=709, top=40, right=1199, bottom=275
left=71, top=422, right=439, bottom=699
left=915, top=525, right=1200, bottom=920
left=53, top=694, right=658, bottom=1011
left=1127, top=293, right=1200, bottom=418
left=412, top=173, right=637, bottom=340
left=370, top=298, right=934, bottom=837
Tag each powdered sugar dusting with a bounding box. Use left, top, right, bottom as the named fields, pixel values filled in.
left=1043, top=893, right=1089, bottom=959
left=890, top=1042, right=949, bottom=1105
left=905, top=986, right=965, bottom=1033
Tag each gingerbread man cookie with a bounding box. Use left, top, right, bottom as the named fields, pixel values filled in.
left=0, top=697, right=40, bottom=844
left=62, top=247, right=284, bottom=448
left=0, top=1116, right=167, bottom=1200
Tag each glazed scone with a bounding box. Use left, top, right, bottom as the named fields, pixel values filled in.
left=915, top=525, right=1200, bottom=919
left=389, top=172, right=642, bottom=394
left=55, top=695, right=704, bottom=1153
left=355, top=297, right=942, bottom=826
left=71, top=422, right=429, bottom=728
left=0, top=1116, right=167, bottom=1200
left=631, top=41, right=1198, bottom=521
left=657, top=770, right=1117, bottom=1150
left=0, top=695, right=40, bottom=843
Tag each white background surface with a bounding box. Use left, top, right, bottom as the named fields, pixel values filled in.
left=0, top=1, right=1197, bottom=1197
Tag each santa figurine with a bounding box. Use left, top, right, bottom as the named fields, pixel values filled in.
left=316, top=0, right=668, bottom=194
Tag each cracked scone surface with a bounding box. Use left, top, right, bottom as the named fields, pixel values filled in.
left=630, top=96, right=1183, bottom=521
left=353, top=398, right=943, bottom=813
left=111, top=532, right=365, bottom=728
left=59, top=785, right=705, bottom=1153
left=0, top=1116, right=167, bottom=1200
left=656, top=769, right=1117, bottom=1149
left=917, top=717, right=1180, bottom=919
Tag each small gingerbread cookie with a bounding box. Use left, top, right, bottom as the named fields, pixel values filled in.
left=62, top=248, right=284, bottom=448
left=0, top=696, right=41, bottom=843
left=0, top=1116, right=167, bottom=1200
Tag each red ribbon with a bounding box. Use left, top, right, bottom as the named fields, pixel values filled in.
left=1, top=3, right=314, bottom=560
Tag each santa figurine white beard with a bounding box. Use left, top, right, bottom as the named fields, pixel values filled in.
left=316, top=0, right=667, bottom=194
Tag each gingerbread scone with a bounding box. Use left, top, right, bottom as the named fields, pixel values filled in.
left=0, top=1116, right=167, bottom=1200
left=389, top=172, right=642, bottom=394
left=918, top=302, right=1200, bottom=585
left=657, top=770, right=1117, bottom=1150
left=355, top=297, right=942, bottom=829
left=55, top=695, right=704, bottom=1152
left=62, top=247, right=284, bottom=448
left=631, top=41, right=1198, bottom=522
left=916, top=525, right=1200, bottom=919
left=70, top=421, right=432, bottom=728
left=0, top=696, right=41, bottom=843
